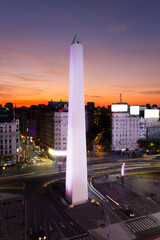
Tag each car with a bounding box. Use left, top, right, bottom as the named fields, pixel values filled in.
left=124, top=208, right=135, bottom=217
left=94, top=201, right=99, bottom=206
left=37, top=229, right=47, bottom=240
left=40, top=158, right=45, bottom=162
left=7, top=160, right=12, bottom=166
left=31, top=159, right=36, bottom=163
left=119, top=204, right=135, bottom=217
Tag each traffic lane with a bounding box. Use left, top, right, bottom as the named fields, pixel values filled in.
left=0, top=160, right=115, bottom=181
left=93, top=177, right=160, bottom=218
left=3, top=157, right=160, bottom=181
left=105, top=182, right=145, bottom=217
left=45, top=189, right=81, bottom=238
left=27, top=190, right=85, bottom=240
left=0, top=175, right=86, bottom=239
left=0, top=175, right=63, bottom=240
left=87, top=158, right=118, bottom=165
left=104, top=180, right=151, bottom=216
left=25, top=176, right=87, bottom=239
left=0, top=160, right=56, bottom=179
left=27, top=195, right=66, bottom=240
left=87, top=157, right=160, bottom=166
left=88, top=188, right=121, bottom=226
left=92, top=180, right=146, bottom=219
left=104, top=190, right=139, bottom=221
left=0, top=176, right=59, bottom=240
left=114, top=181, right=160, bottom=214
left=48, top=186, right=88, bottom=236
left=21, top=142, right=48, bottom=162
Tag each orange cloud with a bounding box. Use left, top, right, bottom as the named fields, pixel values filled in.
left=1, top=40, right=160, bottom=108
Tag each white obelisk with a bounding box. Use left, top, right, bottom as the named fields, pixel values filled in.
left=65, top=35, right=88, bottom=205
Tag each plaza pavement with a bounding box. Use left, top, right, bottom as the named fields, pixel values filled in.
left=67, top=175, right=160, bottom=240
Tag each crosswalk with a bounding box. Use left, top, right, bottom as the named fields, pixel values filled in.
left=125, top=216, right=160, bottom=233
left=64, top=233, right=95, bottom=240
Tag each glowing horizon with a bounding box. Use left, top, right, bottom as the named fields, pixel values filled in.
left=1, top=97, right=160, bottom=108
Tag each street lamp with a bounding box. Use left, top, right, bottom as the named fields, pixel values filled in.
left=121, top=162, right=125, bottom=177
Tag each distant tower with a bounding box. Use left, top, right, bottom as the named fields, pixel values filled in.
left=120, top=93, right=122, bottom=103
left=65, top=35, right=88, bottom=205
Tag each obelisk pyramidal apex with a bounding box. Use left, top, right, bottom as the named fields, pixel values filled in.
left=65, top=35, right=88, bottom=205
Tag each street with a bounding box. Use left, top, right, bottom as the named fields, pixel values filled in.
left=1, top=151, right=160, bottom=239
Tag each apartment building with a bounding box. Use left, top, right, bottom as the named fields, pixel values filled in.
left=111, top=103, right=146, bottom=152
left=54, top=111, right=68, bottom=150
left=0, top=119, right=20, bottom=163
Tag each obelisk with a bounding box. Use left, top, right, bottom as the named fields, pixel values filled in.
left=65, top=35, right=88, bottom=205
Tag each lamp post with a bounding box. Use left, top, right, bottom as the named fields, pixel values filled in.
left=100, top=201, right=105, bottom=227
left=121, top=163, right=125, bottom=185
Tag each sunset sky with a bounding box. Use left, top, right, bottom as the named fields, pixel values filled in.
left=0, top=0, right=160, bottom=107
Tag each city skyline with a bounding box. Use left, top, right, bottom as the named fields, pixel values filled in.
left=1, top=0, right=160, bottom=107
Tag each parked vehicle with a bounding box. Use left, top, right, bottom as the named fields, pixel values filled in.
left=119, top=204, right=135, bottom=217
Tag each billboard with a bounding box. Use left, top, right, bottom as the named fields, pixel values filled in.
left=144, top=109, right=159, bottom=119
left=111, top=104, right=128, bottom=112
left=130, top=106, right=140, bottom=115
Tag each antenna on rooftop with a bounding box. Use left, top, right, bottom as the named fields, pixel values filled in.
left=120, top=93, right=122, bottom=103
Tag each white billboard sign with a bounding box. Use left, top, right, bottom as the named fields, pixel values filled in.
left=111, top=104, right=128, bottom=112
left=144, top=109, right=159, bottom=119
left=130, top=106, right=140, bottom=115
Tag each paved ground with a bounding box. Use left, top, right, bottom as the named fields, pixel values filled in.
left=65, top=176, right=160, bottom=240
left=67, top=200, right=134, bottom=240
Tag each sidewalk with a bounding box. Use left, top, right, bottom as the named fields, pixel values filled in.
left=90, top=222, right=135, bottom=240
left=68, top=201, right=135, bottom=240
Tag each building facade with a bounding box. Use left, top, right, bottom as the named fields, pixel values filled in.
left=111, top=103, right=146, bottom=152
left=54, top=111, right=68, bottom=151
left=0, top=119, right=20, bottom=163
left=39, top=111, right=55, bottom=149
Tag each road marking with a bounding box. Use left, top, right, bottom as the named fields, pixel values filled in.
left=133, top=220, right=145, bottom=231
left=125, top=217, right=160, bottom=233
left=49, top=225, right=52, bottom=231
left=144, top=218, right=155, bottom=227
left=106, top=215, right=110, bottom=225
left=124, top=215, right=145, bottom=222
left=34, top=208, right=37, bottom=235
left=141, top=218, right=154, bottom=228
left=0, top=182, right=25, bottom=190
left=110, top=205, right=115, bottom=210
left=44, top=220, right=48, bottom=238
left=64, top=233, right=89, bottom=240
left=0, top=172, right=35, bottom=181
left=126, top=223, right=136, bottom=233
left=51, top=205, right=64, bottom=219
left=29, top=228, right=32, bottom=235
left=136, top=219, right=148, bottom=230
left=51, top=205, right=78, bottom=235
left=52, top=219, right=63, bottom=238
left=60, top=222, right=66, bottom=228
